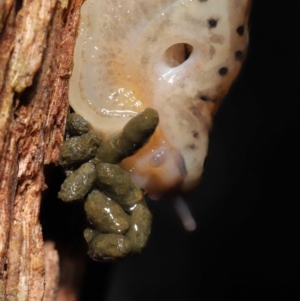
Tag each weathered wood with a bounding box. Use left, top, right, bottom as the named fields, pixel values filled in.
left=43, top=242, right=59, bottom=301
left=0, top=0, right=83, bottom=299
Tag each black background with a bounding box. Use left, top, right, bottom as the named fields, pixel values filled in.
left=41, top=0, right=299, bottom=300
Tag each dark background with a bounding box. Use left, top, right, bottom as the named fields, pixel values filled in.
left=41, top=0, right=299, bottom=300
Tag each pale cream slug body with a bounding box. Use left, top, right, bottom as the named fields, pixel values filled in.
left=69, top=0, right=251, bottom=229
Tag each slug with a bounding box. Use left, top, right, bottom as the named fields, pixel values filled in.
left=68, top=0, right=251, bottom=230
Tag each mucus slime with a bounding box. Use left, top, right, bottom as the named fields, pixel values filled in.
left=69, top=0, right=251, bottom=231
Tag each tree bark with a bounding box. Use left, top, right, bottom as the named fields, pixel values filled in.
left=0, top=0, right=83, bottom=299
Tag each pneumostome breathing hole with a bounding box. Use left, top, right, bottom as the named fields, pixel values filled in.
left=163, top=43, right=193, bottom=68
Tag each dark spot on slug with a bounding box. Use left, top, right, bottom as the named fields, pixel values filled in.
left=209, top=46, right=216, bottom=58
left=236, top=26, right=244, bottom=36
left=192, top=131, right=199, bottom=139
left=199, top=95, right=209, bottom=101
left=189, top=106, right=202, bottom=119
left=199, top=0, right=208, bottom=2
left=208, top=19, right=218, bottom=28
left=141, top=56, right=149, bottom=65
left=219, top=67, right=228, bottom=76
left=235, top=50, right=243, bottom=61
left=188, top=144, right=197, bottom=150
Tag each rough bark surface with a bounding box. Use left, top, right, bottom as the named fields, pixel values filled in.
left=0, top=0, right=83, bottom=299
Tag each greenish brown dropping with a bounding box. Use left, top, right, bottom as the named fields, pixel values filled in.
left=96, top=163, right=144, bottom=212
left=83, top=228, right=100, bottom=244
left=122, top=108, right=159, bottom=144
left=85, top=190, right=131, bottom=234
left=67, top=113, right=92, bottom=136
left=126, top=202, right=152, bottom=253
left=58, top=108, right=158, bottom=260
left=88, top=233, right=131, bottom=260
left=96, top=108, right=159, bottom=164
left=58, top=162, right=96, bottom=202
left=59, top=132, right=102, bottom=167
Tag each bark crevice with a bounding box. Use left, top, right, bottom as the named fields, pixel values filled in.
left=0, top=0, right=83, bottom=299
